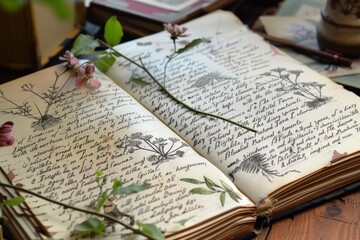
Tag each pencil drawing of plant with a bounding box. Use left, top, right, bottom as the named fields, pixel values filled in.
left=228, top=153, right=299, bottom=183
left=116, top=132, right=188, bottom=165
left=180, top=176, right=241, bottom=207
left=261, top=67, right=331, bottom=108
left=0, top=71, right=73, bottom=131
left=191, top=71, right=237, bottom=88
left=288, top=23, right=316, bottom=43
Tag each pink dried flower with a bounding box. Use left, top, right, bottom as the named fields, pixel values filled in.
left=59, top=50, right=79, bottom=69
left=0, top=121, right=15, bottom=146
left=164, top=23, right=188, bottom=39
left=74, top=64, right=101, bottom=90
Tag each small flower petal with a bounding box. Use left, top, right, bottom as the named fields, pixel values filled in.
left=0, top=121, right=13, bottom=134
left=85, top=64, right=95, bottom=75
left=0, top=121, right=15, bottom=146
left=59, top=50, right=79, bottom=68
left=88, top=77, right=101, bottom=90
left=74, top=76, right=88, bottom=89
left=164, top=23, right=189, bottom=39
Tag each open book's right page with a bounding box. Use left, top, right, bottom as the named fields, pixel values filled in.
left=107, top=10, right=360, bottom=204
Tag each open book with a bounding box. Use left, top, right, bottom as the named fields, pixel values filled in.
left=1, top=10, right=360, bottom=239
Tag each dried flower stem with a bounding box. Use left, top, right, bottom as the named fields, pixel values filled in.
left=0, top=182, right=157, bottom=240
left=98, top=40, right=257, bottom=133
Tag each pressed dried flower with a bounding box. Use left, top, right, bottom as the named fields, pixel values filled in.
left=74, top=64, right=101, bottom=90
left=59, top=50, right=79, bottom=69
left=164, top=23, right=188, bottom=39
left=0, top=121, right=15, bottom=146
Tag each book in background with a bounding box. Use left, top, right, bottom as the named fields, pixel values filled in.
left=0, top=1, right=85, bottom=71
left=87, top=0, right=239, bottom=37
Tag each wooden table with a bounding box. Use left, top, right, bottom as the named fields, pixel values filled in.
left=255, top=189, right=360, bottom=239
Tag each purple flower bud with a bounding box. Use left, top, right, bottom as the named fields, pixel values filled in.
left=164, top=23, right=189, bottom=39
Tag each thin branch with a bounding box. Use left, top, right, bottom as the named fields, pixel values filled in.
left=0, top=182, right=158, bottom=240
left=97, top=40, right=257, bottom=133
left=139, top=58, right=257, bottom=133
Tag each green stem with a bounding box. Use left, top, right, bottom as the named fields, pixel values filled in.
left=0, top=182, right=158, bottom=240
left=138, top=58, right=257, bottom=133
left=98, top=40, right=257, bottom=133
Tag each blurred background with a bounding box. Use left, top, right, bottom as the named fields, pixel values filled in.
left=0, top=0, right=282, bottom=83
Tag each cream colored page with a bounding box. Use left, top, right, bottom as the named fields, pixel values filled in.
left=0, top=65, right=254, bottom=239
left=107, top=10, right=360, bottom=203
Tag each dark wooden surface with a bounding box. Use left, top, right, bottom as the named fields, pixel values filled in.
left=255, top=189, right=360, bottom=239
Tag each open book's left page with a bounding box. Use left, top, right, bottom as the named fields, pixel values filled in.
left=0, top=65, right=255, bottom=239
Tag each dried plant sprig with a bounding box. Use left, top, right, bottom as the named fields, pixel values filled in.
left=70, top=16, right=257, bottom=133
left=0, top=173, right=164, bottom=240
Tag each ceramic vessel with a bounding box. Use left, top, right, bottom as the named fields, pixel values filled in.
left=316, top=0, right=360, bottom=57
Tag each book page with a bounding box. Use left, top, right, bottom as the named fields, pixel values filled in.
left=0, top=64, right=255, bottom=239
left=107, top=10, right=360, bottom=203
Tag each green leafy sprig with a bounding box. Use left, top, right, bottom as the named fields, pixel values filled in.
left=0, top=172, right=164, bottom=240
left=70, top=16, right=257, bottom=133
left=181, top=176, right=241, bottom=207
left=74, top=170, right=163, bottom=239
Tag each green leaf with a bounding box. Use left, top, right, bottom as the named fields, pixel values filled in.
left=175, top=216, right=194, bottom=226
left=136, top=221, right=165, bottom=240
left=104, top=16, right=123, bottom=46
left=180, top=178, right=204, bottom=184
left=91, top=50, right=109, bottom=55
left=227, top=190, right=240, bottom=203
left=3, top=196, right=25, bottom=206
left=220, top=192, right=226, bottom=207
left=112, top=51, right=121, bottom=57
left=95, top=55, right=116, bottom=72
left=204, top=177, right=219, bottom=190
left=221, top=180, right=240, bottom=203
left=113, top=182, right=150, bottom=195
left=71, top=34, right=100, bottom=56
left=96, top=193, right=108, bottom=211
left=112, top=179, right=122, bottom=190
left=0, top=0, right=25, bottom=11
left=220, top=180, right=234, bottom=192
left=0, top=208, right=2, bottom=218
left=176, top=38, right=210, bottom=55
left=95, top=170, right=103, bottom=177
left=74, top=218, right=105, bottom=235
left=130, top=77, right=151, bottom=86
left=189, top=188, right=215, bottom=195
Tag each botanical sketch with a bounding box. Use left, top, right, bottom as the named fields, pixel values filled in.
left=116, top=132, right=189, bottom=165
left=260, top=67, right=331, bottom=108
left=181, top=176, right=241, bottom=207
left=287, top=22, right=339, bottom=73
left=288, top=22, right=316, bottom=43
left=191, top=71, right=237, bottom=88
left=0, top=72, right=74, bottom=131
left=228, top=153, right=300, bottom=183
